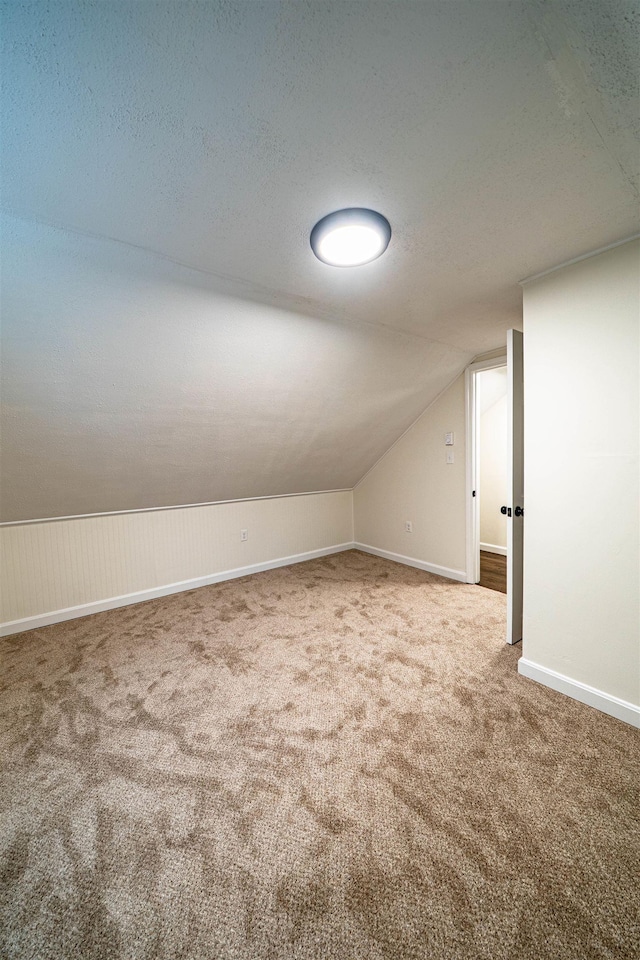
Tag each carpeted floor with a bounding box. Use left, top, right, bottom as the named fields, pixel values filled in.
left=1, top=549, right=638, bottom=960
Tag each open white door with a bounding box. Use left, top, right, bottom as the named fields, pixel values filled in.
left=506, top=329, right=524, bottom=644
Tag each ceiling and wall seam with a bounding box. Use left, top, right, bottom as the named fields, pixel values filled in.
left=1, top=211, right=471, bottom=352
left=519, top=232, right=640, bottom=285
left=352, top=361, right=471, bottom=491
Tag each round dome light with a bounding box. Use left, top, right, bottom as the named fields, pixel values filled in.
left=310, top=208, right=391, bottom=267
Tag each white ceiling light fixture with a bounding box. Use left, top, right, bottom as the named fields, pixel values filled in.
left=310, top=208, right=391, bottom=267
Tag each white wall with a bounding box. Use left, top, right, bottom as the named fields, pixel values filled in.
left=521, top=239, right=639, bottom=717
left=353, top=374, right=467, bottom=578
left=0, top=491, right=353, bottom=632
left=479, top=368, right=507, bottom=551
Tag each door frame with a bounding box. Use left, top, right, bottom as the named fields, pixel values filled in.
left=464, top=354, right=507, bottom=585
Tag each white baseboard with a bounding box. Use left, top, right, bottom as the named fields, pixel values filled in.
left=518, top=658, right=640, bottom=729
left=0, top=543, right=355, bottom=638
left=353, top=542, right=467, bottom=583
left=480, top=542, right=507, bottom=556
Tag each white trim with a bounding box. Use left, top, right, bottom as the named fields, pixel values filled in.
left=350, top=486, right=356, bottom=543
left=469, top=348, right=511, bottom=365
left=0, top=488, right=353, bottom=528
left=519, top=234, right=640, bottom=286
left=466, top=354, right=507, bottom=373
left=464, top=366, right=477, bottom=583
left=480, top=542, right=507, bottom=556
left=0, top=543, right=355, bottom=637
left=353, top=542, right=467, bottom=582
left=518, top=659, right=640, bottom=729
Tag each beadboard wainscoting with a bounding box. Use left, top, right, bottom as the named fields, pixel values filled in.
left=0, top=491, right=354, bottom=634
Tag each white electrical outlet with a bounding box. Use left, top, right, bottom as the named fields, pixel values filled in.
left=405, top=520, right=413, bottom=533
left=240, top=529, right=248, bottom=542
left=445, top=432, right=454, bottom=445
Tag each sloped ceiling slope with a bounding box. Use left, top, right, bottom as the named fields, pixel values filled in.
left=1, top=0, right=638, bottom=520
left=1, top=215, right=469, bottom=520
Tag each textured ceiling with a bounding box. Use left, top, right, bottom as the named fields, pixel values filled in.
left=3, top=0, right=638, bottom=349
left=1, top=0, right=638, bottom=520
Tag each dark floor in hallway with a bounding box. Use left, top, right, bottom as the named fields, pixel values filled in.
left=479, top=549, right=507, bottom=593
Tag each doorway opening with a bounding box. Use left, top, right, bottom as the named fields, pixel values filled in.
left=465, top=330, right=524, bottom=645
left=476, top=365, right=508, bottom=593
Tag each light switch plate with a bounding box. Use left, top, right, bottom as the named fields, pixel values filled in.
left=445, top=432, right=454, bottom=445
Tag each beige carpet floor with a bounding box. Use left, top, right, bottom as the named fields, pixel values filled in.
left=1, top=549, right=638, bottom=960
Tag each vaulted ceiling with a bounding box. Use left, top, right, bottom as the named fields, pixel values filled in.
left=1, top=0, right=638, bottom=520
